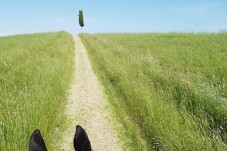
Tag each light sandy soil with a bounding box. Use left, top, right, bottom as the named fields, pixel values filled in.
left=60, top=36, right=123, bottom=151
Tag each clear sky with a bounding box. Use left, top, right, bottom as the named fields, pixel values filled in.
left=0, top=0, right=227, bottom=35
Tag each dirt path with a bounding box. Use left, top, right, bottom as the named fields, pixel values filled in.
left=60, top=36, right=123, bottom=151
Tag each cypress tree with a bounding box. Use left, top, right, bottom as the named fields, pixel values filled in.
left=78, top=10, right=84, bottom=30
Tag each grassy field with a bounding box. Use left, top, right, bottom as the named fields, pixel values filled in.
left=0, top=32, right=74, bottom=150
left=80, top=33, right=227, bottom=150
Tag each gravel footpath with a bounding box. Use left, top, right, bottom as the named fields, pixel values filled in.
left=60, top=36, right=123, bottom=151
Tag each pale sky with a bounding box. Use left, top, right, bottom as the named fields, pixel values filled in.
left=0, top=0, right=227, bottom=35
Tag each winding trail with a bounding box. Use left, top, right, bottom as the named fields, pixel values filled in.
left=60, top=36, right=123, bottom=150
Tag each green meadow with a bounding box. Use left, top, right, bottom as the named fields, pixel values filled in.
left=80, top=33, right=227, bottom=150
left=0, top=32, right=74, bottom=150
left=1, top=31, right=227, bottom=150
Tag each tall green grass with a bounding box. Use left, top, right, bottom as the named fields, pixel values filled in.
left=80, top=33, right=227, bottom=150
left=0, top=32, right=74, bottom=150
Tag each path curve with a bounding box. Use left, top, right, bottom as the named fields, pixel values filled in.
left=60, top=36, right=123, bottom=151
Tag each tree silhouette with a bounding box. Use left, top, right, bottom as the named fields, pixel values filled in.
left=78, top=10, right=84, bottom=32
